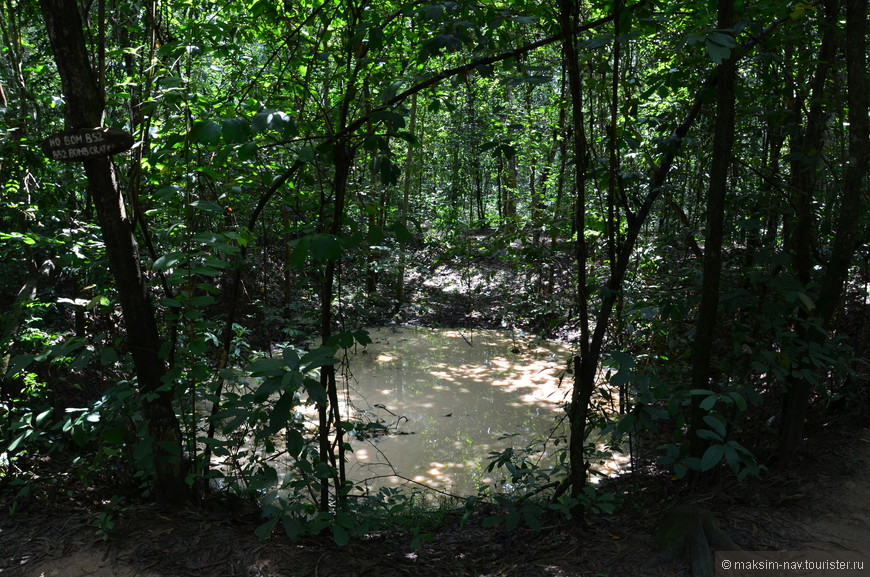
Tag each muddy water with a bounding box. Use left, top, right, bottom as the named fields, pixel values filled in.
left=336, top=327, right=575, bottom=497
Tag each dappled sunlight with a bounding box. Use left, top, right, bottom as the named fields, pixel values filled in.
left=337, top=327, right=596, bottom=495
left=239, top=327, right=628, bottom=497
left=589, top=444, right=632, bottom=484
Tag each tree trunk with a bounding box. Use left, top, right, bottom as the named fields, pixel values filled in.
left=780, top=0, right=868, bottom=462
left=688, top=0, right=737, bottom=462
left=39, top=0, right=186, bottom=502
left=318, top=141, right=354, bottom=511
left=396, top=93, right=417, bottom=306
left=559, top=0, right=592, bottom=503
left=816, top=0, right=868, bottom=328
left=778, top=0, right=839, bottom=463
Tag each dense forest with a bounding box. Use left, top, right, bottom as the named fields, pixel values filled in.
left=1, top=0, right=868, bottom=574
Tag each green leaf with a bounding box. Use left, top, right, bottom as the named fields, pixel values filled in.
left=8, top=430, right=33, bottom=452
left=423, top=4, right=444, bottom=20
left=725, top=391, right=747, bottom=412
left=700, top=444, right=725, bottom=471
left=253, top=110, right=293, bottom=133
left=332, top=524, right=350, bottom=546
left=255, top=517, right=279, bottom=541
left=495, top=143, right=516, bottom=159
left=297, top=146, right=316, bottom=163
left=252, top=111, right=270, bottom=133
left=702, top=414, right=727, bottom=438
left=282, top=517, right=305, bottom=540
left=192, top=232, right=221, bottom=245
left=269, top=393, right=294, bottom=432
left=4, top=354, right=34, bottom=379
left=158, top=75, right=184, bottom=89
left=251, top=0, right=277, bottom=17
left=133, top=437, right=153, bottom=463
left=156, top=440, right=181, bottom=459
left=254, top=376, right=283, bottom=402
left=86, top=296, right=111, bottom=310
left=791, top=1, right=816, bottom=19
left=370, top=110, right=405, bottom=131
left=505, top=510, right=521, bottom=531
left=221, top=117, right=250, bottom=143
left=34, top=408, right=53, bottom=425
left=363, top=134, right=389, bottom=153
left=708, top=31, right=736, bottom=47
left=372, top=155, right=401, bottom=185
left=99, top=347, right=118, bottom=366
left=390, top=221, right=414, bottom=245
left=609, top=350, right=634, bottom=368
left=238, top=142, right=258, bottom=160
left=611, top=370, right=631, bottom=387
left=482, top=516, right=503, bottom=528
left=726, top=439, right=753, bottom=456
left=286, top=428, right=304, bottom=458
left=395, top=131, right=419, bottom=146
left=189, top=121, right=221, bottom=145
left=581, top=34, right=613, bottom=50
left=247, top=357, right=287, bottom=377
left=350, top=328, right=372, bottom=346
left=310, top=234, right=342, bottom=263
left=103, top=427, right=127, bottom=445
left=314, top=461, right=333, bottom=479
left=724, top=444, right=740, bottom=472
left=301, top=346, right=337, bottom=372
left=152, top=252, right=184, bottom=271
left=189, top=200, right=225, bottom=213
left=696, top=428, right=723, bottom=442
left=618, top=5, right=633, bottom=32
left=303, top=377, right=327, bottom=407
left=797, top=292, right=815, bottom=312
left=71, top=349, right=93, bottom=371
left=282, top=347, right=300, bottom=371
left=326, top=331, right=355, bottom=349
left=367, top=225, right=385, bottom=245
left=289, top=239, right=309, bottom=268
left=705, top=33, right=734, bottom=64
left=699, top=394, right=718, bottom=411
left=616, top=412, right=637, bottom=435
left=0, top=232, right=37, bottom=245
left=521, top=503, right=543, bottom=531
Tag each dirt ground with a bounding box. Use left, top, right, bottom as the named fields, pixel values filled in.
left=3, top=425, right=869, bottom=577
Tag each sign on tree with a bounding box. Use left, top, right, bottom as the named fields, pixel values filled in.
left=41, top=127, right=134, bottom=161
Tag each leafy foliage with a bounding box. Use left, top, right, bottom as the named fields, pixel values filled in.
left=1, top=0, right=867, bottom=545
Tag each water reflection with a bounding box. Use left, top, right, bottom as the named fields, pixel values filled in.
left=336, top=327, right=574, bottom=496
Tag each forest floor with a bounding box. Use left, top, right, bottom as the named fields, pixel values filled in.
left=3, top=423, right=869, bottom=577
left=4, top=233, right=870, bottom=576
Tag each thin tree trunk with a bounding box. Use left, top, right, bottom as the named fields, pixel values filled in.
left=778, top=0, right=839, bottom=463
left=606, top=0, right=623, bottom=285
left=39, top=0, right=186, bottom=502
left=688, top=0, right=737, bottom=462
left=816, top=0, right=867, bottom=328
left=317, top=134, right=355, bottom=511
left=559, top=0, right=592, bottom=503
left=396, top=93, right=417, bottom=306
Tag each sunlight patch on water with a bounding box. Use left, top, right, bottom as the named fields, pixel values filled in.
left=337, top=327, right=578, bottom=496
